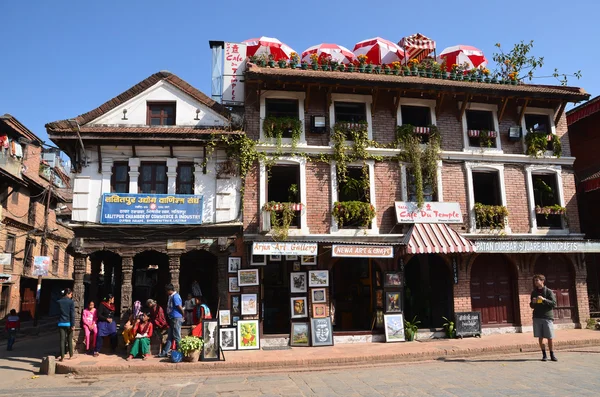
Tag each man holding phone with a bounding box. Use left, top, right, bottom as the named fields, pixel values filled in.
left=530, top=274, right=558, bottom=362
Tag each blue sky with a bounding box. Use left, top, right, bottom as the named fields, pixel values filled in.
left=1, top=0, right=598, bottom=144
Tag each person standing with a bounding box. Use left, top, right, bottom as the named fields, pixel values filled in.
left=159, top=283, right=183, bottom=358
left=147, top=299, right=168, bottom=356
left=191, top=296, right=212, bottom=338
left=530, top=274, right=558, bottom=362
left=57, top=288, right=75, bottom=362
left=94, top=294, right=118, bottom=357
left=5, top=309, right=20, bottom=351
left=191, top=280, right=202, bottom=298
left=184, top=293, right=195, bottom=325
left=82, top=301, right=98, bottom=353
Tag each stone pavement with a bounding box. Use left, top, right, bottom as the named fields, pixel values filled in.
left=1, top=346, right=600, bottom=396
left=55, top=329, right=600, bottom=375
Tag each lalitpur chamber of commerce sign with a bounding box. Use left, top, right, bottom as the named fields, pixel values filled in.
left=331, top=245, right=394, bottom=258
left=252, top=242, right=318, bottom=256
left=100, top=193, right=203, bottom=225
left=475, top=240, right=600, bottom=253
left=395, top=202, right=463, bottom=223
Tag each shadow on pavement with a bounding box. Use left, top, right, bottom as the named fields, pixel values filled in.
left=0, top=365, right=37, bottom=373
left=438, top=357, right=539, bottom=363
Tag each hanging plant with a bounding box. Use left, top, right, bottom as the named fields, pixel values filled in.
left=395, top=124, right=441, bottom=209
left=262, top=202, right=303, bottom=241
left=478, top=129, right=495, bottom=148
left=263, top=116, right=302, bottom=149
left=535, top=204, right=566, bottom=218
left=525, top=132, right=562, bottom=158
left=332, top=201, right=376, bottom=228
left=331, top=121, right=369, bottom=183
left=474, top=203, right=509, bottom=229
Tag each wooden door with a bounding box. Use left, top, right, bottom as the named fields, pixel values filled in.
left=21, top=286, right=36, bottom=319
left=470, top=256, right=515, bottom=325
left=535, top=258, right=575, bottom=322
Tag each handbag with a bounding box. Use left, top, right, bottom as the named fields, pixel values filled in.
left=170, top=350, right=183, bottom=363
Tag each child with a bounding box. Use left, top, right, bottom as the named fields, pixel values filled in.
left=127, top=312, right=153, bottom=361
left=184, top=293, right=195, bottom=325
left=5, top=309, right=20, bottom=351
left=122, top=313, right=135, bottom=347
left=82, top=301, right=98, bottom=353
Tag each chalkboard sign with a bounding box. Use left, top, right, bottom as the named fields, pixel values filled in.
left=455, top=311, right=482, bottom=338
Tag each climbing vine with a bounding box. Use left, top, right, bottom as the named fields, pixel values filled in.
left=262, top=202, right=300, bottom=241
left=474, top=203, right=509, bottom=229
left=331, top=121, right=370, bottom=184
left=262, top=116, right=302, bottom=149
left=525, top=132, right=561, bottom=158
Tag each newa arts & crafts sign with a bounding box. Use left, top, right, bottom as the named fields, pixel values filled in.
left=395, top=202, right=463, bottom=224
left=100, top=193, right=203, bottom=225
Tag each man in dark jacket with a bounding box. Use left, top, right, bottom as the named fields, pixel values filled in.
left=57, top=288, right=75, bottom=361
left=530, top=274, right=558, bottom=362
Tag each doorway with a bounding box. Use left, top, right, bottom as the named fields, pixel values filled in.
left=535, top=255, right=576, bottom=322
left=331, top=258, right=375, bottom=332
left=179, top=250, right=218, bottom=310
left=470, top=255, right=516, bottom=325
left=263, top=256, right=290, bottom=334
left=133, top=250, right=170, bottom=308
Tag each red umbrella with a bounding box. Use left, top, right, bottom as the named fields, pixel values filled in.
left=399, top=33, right=436, bottom=62
left=301, top=43, right=356, bottom=64
left=243, top=36, right=295, bottom=61
left=438, top=45, right=488, bottom=71
left=353, top=37, right=405, bottom=65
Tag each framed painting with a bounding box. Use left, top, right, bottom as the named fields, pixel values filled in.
left=310, top=317, right=333, bottom=347
left=384, top=271, right=402, bottom=287
left=201, top=320, right=219, bottom=361
left=312, top=303, right=328, bottom=318
left=311, top=288, right=327, bottom=303
left=286, top=255, right=298, bottom=261
left=290, top=322, right=310, bottom=347
left=219, top=310, right=231, bottom=326
left=385, top=291, right=402, bottom=313
left=290, top=272, right=307, bottom=293
left=237, top=319, right=260, bottom=350
left=228, top=257, right=241, bottom=273
left=375, top=309, right=384, bottom=329
left=230, top=295, right=241, bottom=315
left=219, top=327, right=237, bottom=351
left=232, top=316, right=240, bottom=327
left=376, top=289, right=384, bottom=308
left=384, top=313, right=405, bottom=343
left=293, top=261, right=301, bottom=271
left=241, top=293, right=258, bottom=315
left=228, top=277, right=240, bottom=293
left=301, top=256, right=317, bottom=266
left=251, top=255, right=266, bottom=266
left=290, top=297, right=308, bottom=319
left=238, top=269, right=259, bottom=286
left=308, top=270, right=329, bottom=287
left=270, top=255, right=282, bottom=262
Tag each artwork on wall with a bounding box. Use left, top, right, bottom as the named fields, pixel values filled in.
left=229, top=277, right=240, bottom=293
left=219, top=310, right=231, bottom=326
left=270, top=255, right=282, bottom=262
left=251, top=255, right=266, bottom=266
left=241, top=294, right=258, bottom=315
left=230, top=295, right=240, bottom=315
left=385, top=291, right=402, bottom=313
left=290, top=297, right=308, bottom=319
left=219, top=328, right=237, bottom=351
left=286, top=255, right=298, bottom=261
left=237, top=320, right=260, bottom=350
left=310, top=317, right=333, bottom=347
left=290, top=272, right=307, bottom=293
left=376, top=289, right=384, bottom=308
left=290, top=322, right=310, bottom=347
left=201, top=320, right=219, bottom=361
left=383, top=314, right=405, bottom=343
left=312, top=303, right=328, bottom=318
left=232, top=316, right=240, bottom=327
left=228, top=257, right=241, bottom=273
left=293, top=261, right=301, bottom=271
left=384, top=272, right=402, bottom=287
left=308, top=270, right=329, bottom=287
left=311, top=288, right=327, bottom=303
left=238, top=269, right=259, bottom=286
left=301, top=256, right=317, bottom=266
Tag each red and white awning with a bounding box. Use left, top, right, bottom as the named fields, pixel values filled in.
left=398, top=33, right=436, bottom=62
left=403, top=223, right=476, bottom=254
left=243, top=36, right=295, bottom=61
left=438, top=45, right=488, bottom=71
left=352, top=37, right=405, bottom=65
left=301, top=43, right=356, bottom=64
left=468, top=130, right=497, bottom=138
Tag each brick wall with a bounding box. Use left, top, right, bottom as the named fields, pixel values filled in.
left=562, top=169, right=580, bottom=233
left=372, top=91, right=397, bottom=145
left=374, top=162, right=402, bottom=233
left=504, top=165, right=530, bottom=233
left=243, top=162, right=260, bottom=234
left=305, top=162, right=331, bottom=233
left=440, top=162, right=469, bottom=232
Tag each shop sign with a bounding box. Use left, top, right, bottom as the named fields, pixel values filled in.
left=100, top=193, right=203, bottom=225
left=331, top=245, right=394, bottom=258
left=455, top=311, right=482, bottom=338
left=33, top=256, right=50, bottom=277
left=252, top=242, right=318, bottom=256
left=0, top=273, right=11, bottom=283
left=0, top=253, right=11, bottom=266
left=474, top=240, right=600, bottom=253
left=167, top=240, right=186, bottom=250
left=395, top=202, right=463, bottom=224
left=222, top=42, right=246, bottom=106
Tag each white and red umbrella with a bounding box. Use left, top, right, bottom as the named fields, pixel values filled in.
left=243, top=36, right=295, bottom=61
left=353, top=37, right=405, bottom=65
left=301, top=43, right=356, bottom=64
left=399, top=33, right=436, bottom=62
left=438, top=45, right=488, bottom=71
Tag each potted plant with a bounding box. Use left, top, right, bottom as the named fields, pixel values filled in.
left=408, top=58, right=419, bottom=76
left=321, top=54, right=332, bottom=71
left=442, top=316, right=456, bottom=338
left=289, top=52, right=300, bottom=69
left=301, top=61, right=308, bottom=70
left=373, top=65, right=382, bottom=74
left=431, top=61, right=441, bottom=78
left=267, top=54, right=276, bottom=68
left=357, top=54, right=368, bottom=73
left=535, top=204, right=566, bottom=217
left=482, top=67, right=491, bottom=82
left=439, top=59, right=448, bottom=79
left=450, top=64, right=459, bottom=80
left=508, top=71, right=518, bottom=85
left=330, top=60, right=339, bottom=71
left=278, top=59, right=287, bottom=68
left=365, top=63, right=373, bottom=74
left=338, top=63, right=346, bottom=72
left=332, top=201, right=376, bottom=228
left=474, top=203, right=509, bottom=229
left=404, top=316, right=420, bottom=341
left=347, top=62, right=356, bottom=72
left=179, top=335, right=203, bottom=362
left=310, top=53, right=319, bottom=70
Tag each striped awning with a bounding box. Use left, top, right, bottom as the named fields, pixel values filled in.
left=399, top=33, right=436, bottom=62
left=402, top=223, right=475, bottom=254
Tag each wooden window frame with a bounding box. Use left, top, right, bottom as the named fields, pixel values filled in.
left=147, top=102, right=176, bottom=126
left=176, top=162, right=195, bottom=195
left=63, top=251, right=70, bottom=276
left=111, top=162, right=130, bottom=193
left=139, top=162, right=168, bottom=194
left=5, top=234, right=16, bottom=271
left=52, top=245, right=59, bottom=274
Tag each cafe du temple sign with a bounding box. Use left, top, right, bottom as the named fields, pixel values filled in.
left=395, top=202, right=463, bottom=224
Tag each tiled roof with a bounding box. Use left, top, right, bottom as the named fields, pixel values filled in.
left=48, top=126, right=240, bottom=137
left=566, top=95, right=600, bottom=125
left=245, top=63, right=589, bottom=102
left=46, top=71, right=229, bottom=132
left=0, top=114, right=44, bottom=144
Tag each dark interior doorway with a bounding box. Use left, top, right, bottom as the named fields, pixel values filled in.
left=331, top=258, right=375, bottom=331
left=263, top=256, right=290, bottom=334
left=404, top=255, right=453, bottom=329
left=133, top=250, right=170, bottom=308
left=179, top=250, right=218, bottom=311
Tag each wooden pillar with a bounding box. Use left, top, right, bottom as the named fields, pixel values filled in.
left=72, top=255, right=87, bottom=323
left=89, top=256, right=102, bottom=305
left=168, top=253, right=181, bottom=292
left=217, top=253, right=229, bottom=311
left=120, top=256, right=134, bottom=321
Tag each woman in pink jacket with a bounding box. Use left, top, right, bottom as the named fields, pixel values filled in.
left=82, top=301, right=98, bottom=353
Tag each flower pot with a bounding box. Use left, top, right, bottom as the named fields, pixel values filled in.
left=278, top=62, right=287, bottom=68
left=405, top=329, right=416, bottom=341
left=268, top=60, right=276, bottom=68
left=321, top=64, right=330, bottom=71
left=393, top=69, right=401, bottom=76
left=484, top=77, right=491, bottom=83
left=365, top=65, right=373, bottom=73
left=511, top=80, right=518, bottom=85
left=290, top=63, right=297, bottom=69
left=338, top=65, right=345, bottom=72
left=440, top=72, right=447, bottom=79
left=256, top=60, right=266, bottom=67
left=301, top=63, right=308, bottom=70
left=183, top=350, right=200, bottom=362
left=373, top=66, right=381, bottom=74
left=358, top=65, right=365, bottom=73
left=347, top=65, right=355, bottom=72
left=426, top=71, right=433, bottom=78
left=411, top=67, right=419, bottom=76
left=450, top=73, right=456, bottom=80
left=311, top=64, right=319, bottom=71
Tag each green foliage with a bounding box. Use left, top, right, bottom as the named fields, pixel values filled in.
left=332, top=201, right=376, bottom=228
left=474, top=203, right=509, bottom=229
left=535, top=204, right=566, bottom=219
left=178, top=336, right=203, bottom=356
left=332, top=121, right=370, bottom=184
left=288, top=184, right=299, bottom=202
left=395, top=125, right=441, bottom=209
left=493, top=40, right=581, bottom=85
left=442, top=316, right=456, bottom=338
left=262, top=116, right=302, bottom=148
left=525, top=132, right=561, bottom=158
left=263, top=202, right=301, bottom=241
left=404, top=315, right=421, bottom=341
left=478, top=130, right=495, bottom=148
